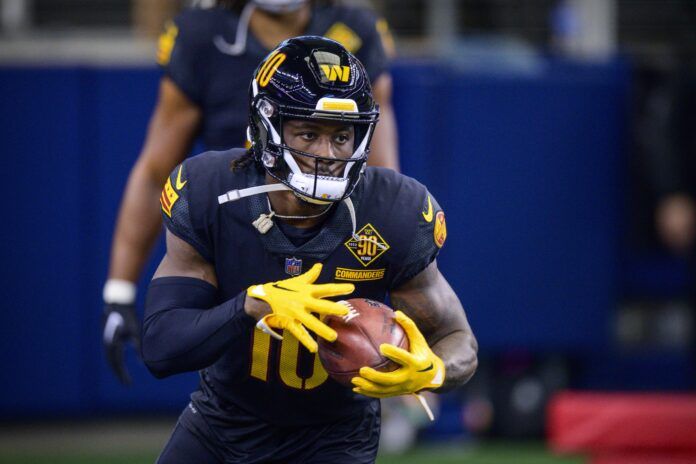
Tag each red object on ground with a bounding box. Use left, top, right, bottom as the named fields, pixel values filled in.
left=548, top=391, right=696, bottom=454
left=591, top=453, right=696, bottom=464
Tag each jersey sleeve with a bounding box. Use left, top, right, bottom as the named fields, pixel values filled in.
left=325, top=7, right=393, bottom=83
left=156, top=9, right=208, bottom=105
left=389, top=190, right=447, bottom=288
left=160, top=161, right=214, bottom=262
left=353, top=12, right=394, bottom=83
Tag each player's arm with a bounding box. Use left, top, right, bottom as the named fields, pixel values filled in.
left=141, top=230, right=254, bottom=378
left=390, top=260, right=478, bottom=390
left=103, top=77, right=201, bottom=384
left=368, top=73, right=400, bottom=171
left=142, top=229, right=352, bottom=378
left=107, top=77, right=201, bottom=285
left=352, top=260, right=477, bottom=397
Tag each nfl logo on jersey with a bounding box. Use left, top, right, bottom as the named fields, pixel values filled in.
left=284, top=257, right=303, bottom=276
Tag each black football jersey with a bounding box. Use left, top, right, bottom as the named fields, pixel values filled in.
left=157, top=6, right=391, bottom=150
left=160, top=149, right=447, bottom=425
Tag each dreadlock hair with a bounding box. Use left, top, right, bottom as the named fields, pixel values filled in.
left=230, top=149, right=261, bottom=172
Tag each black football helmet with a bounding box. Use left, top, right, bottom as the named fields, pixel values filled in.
left=248, top=36, right=379, bottom=204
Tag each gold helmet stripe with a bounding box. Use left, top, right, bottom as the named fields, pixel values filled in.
left=258, top=52, right=287, bottom=87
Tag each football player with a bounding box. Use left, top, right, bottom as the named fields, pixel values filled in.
left=103, top=0, right=400, bottom=384
left=142, top=36, right=477, bottom=464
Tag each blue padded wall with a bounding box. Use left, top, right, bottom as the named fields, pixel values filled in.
left=0, top=59, right=629, bottom=416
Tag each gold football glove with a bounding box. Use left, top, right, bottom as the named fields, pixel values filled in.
left=247, top=263, right=353, bottom=353
left=351, top=310, right=445, bottom=398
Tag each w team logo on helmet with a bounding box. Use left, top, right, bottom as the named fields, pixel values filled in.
left=247, top=36, right=379, bottom=204
left=319, top=64, right=350, bottom=83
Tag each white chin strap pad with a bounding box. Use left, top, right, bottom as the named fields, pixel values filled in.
left=288, top=172, right=348, bottom=202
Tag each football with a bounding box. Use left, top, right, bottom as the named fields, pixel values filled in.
left=318, top=298, right=409, bottom=387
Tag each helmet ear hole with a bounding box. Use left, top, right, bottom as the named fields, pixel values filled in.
left=259, top=99, right=275, bottom=118
left=262, top=152, right=276, bottom=168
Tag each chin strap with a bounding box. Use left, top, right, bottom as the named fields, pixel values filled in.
left=414, top=393, right=435, bottom=421
left=218, top=183, right=290, bottom=204
left=344, top=198, right=387, bottom=251
left=343, top=196, right=359, bottom=241
left=219, top=183, right=289, bottom=234
left=218, top=184, right=385, bottom=251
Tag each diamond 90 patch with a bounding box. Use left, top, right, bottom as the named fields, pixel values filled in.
left=344, top=224, right=390, bottom=267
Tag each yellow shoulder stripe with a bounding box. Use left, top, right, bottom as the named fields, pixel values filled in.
left=156, top=21, right=178, bottom=66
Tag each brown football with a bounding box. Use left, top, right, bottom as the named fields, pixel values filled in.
left=318, top=298, right=409, bottom=388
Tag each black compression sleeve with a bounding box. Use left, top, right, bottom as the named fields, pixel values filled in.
left=142, top=277, right=256, bottom=378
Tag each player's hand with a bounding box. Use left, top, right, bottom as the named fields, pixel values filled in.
left=247, top=263, right=353, bottom=353
left=103, top=303, right=141, bottom=385
left=351, top=311, right=445, bottom=398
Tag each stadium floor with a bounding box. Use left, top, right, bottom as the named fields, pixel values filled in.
left=0, top=443, right=585, bottom=464
left=0, top=420, right=586, bottom=463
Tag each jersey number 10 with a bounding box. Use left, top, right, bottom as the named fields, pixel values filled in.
left=249, top=328, right=328, bottom=390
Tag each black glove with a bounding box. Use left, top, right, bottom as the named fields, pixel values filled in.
left=103, top=302, right=141, bottom=385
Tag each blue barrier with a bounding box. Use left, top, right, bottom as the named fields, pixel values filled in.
left=392, top=59, right=627, bottom=351
left=0, top=58, right=628, bottom=416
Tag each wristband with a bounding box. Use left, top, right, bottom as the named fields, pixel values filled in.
left=103, top=279, right=137, bottom=305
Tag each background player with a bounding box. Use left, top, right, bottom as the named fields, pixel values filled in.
left=142, top=36, right=476, bottom=463
left=103, top=0, right=399, bottom=384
